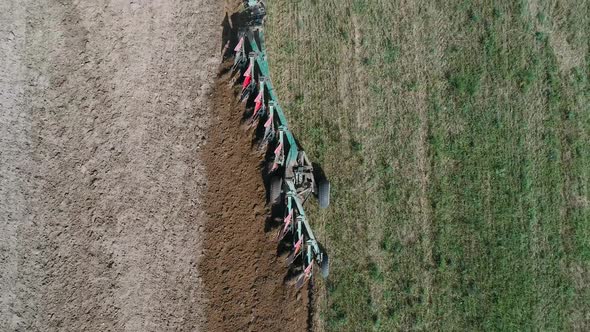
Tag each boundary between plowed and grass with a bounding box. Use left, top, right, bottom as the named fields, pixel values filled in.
left=201, top=3, right=314, bottom=331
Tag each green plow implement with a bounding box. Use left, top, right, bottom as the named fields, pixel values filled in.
left=233, top=0, right=330, bottom=288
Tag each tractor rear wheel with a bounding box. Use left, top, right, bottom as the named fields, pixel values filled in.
left=270, top=176, right=282, bottom=204
left=318, top=179, right=330, bottom=208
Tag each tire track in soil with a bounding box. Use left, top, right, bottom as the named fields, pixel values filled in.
left=201, top=51, right=309, bottom=332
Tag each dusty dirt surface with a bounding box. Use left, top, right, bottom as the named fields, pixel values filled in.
left=200, top=49, right=309, bottom=332
left=1, top=0, right=221, bottom=331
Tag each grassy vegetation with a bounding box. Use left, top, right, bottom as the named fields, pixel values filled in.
left=266, top=0, right=589, bottom=330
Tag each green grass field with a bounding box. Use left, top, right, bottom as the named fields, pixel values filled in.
left=265, top=0, right=589, bottom=330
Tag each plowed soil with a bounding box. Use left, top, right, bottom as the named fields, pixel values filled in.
left=1, top=0, right=220, bottom=330
left=1, top=0, right=305, bottom=330
left=200, top=50, right=309, bottom=332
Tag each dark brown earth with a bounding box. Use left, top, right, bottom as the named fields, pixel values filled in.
left=201, top=59, right=309, bottom=331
